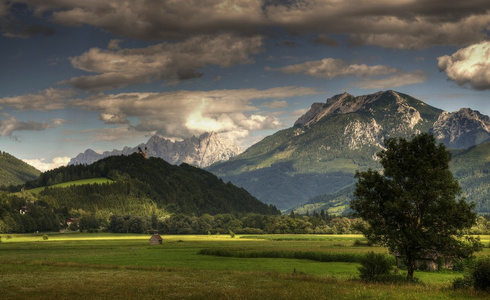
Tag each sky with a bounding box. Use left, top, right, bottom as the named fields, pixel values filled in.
left=0, top=0, right=489, bottom=172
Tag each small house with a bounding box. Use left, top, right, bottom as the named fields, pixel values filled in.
left=393, top=251, right=453, bottom=271
left=19, top=206, right=28, bottom=214
left=149, top=233, right=163, bottom=245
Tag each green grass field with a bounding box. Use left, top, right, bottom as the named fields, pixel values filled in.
left=0, top=233, right=489, bottom=299
left=26, top=178, right=114, bottom=194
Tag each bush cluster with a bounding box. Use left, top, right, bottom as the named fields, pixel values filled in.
left=357, top=251, right=394, bottom=281
left=453, top=256, right=490, bottom=291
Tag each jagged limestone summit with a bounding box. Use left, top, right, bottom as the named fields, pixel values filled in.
left=207, top=90, right=490, bottom=211
left=69, top=132, right=241, bottom=168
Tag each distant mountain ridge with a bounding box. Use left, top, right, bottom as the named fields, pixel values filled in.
left=0, top=151, right=40, bottom=186
left=69, top=132, right=241, bottom=168
left=208, top=90, right=490, bottom=210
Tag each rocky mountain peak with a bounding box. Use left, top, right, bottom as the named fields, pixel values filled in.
left=326, top=92, right=354, bottom=105
left=431, top=108, right=490, bottom=149
left=69, top=132, right=242, bottom=168
left=295, top=90, right=417, bottom=128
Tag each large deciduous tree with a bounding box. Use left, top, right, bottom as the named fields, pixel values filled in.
left=351, top=133, right=481, bottom=280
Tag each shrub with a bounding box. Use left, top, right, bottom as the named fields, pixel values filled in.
left=452, top=259, right=466, bottom=272
left=472, top=256, right=490, bottom=291
left=229, top=230, right=235, bottom=238
left=353, top=240, right=369, bottom=247
left=452, top=275, right=473, bottom=290
left=42, top=234, right=49, bottom=240
left=358, top=251, right=393, bottom=280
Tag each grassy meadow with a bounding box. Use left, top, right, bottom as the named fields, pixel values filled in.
left=1, top=233, right=489, bottom=299
left=26, top=178, right=114, bottom=194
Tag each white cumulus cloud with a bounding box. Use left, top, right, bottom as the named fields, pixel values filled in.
left=437, top=41, right=490, bottom=90
left=72, top=86, right=318, bottom=140
left=23, top=156, right=71, bottom=172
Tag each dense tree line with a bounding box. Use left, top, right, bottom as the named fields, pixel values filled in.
left=105, top=211, right=363, bottom=235
left=2, top=190, right=490, bottom=235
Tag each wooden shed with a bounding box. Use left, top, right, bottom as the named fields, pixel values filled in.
left=393, top=251, right=453, bottom=271
left=149, top=233, right=163, bottom=245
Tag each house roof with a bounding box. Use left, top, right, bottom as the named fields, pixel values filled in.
left=150, top=233, right=163, bottom=241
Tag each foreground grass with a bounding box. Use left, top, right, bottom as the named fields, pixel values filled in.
left=1, top=233, right=489, bottom=299
left=2, top=262, right=488, bottom=300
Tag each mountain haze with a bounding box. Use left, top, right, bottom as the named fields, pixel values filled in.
left=208, top=90, right=490, bottom=210
left=69, top=132, right=241, bottom=168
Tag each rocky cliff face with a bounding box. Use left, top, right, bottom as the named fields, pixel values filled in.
left=69, top=132, right=241, bottom=168
left=431, top=108, right=490, bottom=149
left=295, top=90, right=489, bottom=150
left=295, top=90, right=439, bottom=151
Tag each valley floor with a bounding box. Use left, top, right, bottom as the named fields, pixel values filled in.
left=0, top=233, right=489, bottom=299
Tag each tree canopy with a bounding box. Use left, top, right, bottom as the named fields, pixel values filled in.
left=351, top=133, right=482, bottom=280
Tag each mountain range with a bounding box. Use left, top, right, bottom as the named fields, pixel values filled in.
left=69, top=132, right=241, bottom=168
left=207, top=90, right=490, bottom=211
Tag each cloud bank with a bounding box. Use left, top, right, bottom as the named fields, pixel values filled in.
left=61, top=34, right=263, bottom=91
left=23, top=156, right=71, bottom=172
left=268, top=58, right=427, bottom=89
left=6, top=0, right=489, bottom=49
left=0, top=116, right=65, bottom=140
left=72, top=86, right=318, bottom=140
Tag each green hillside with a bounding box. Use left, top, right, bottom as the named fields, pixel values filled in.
left=24, top=153, right=279, bottom=216
left=290, top=142, right=490, bottom=215
left=451, top=142, right=490, bottom=213
left=208, top=91, right=443, bottom=209
left=26, top=178, right=113, bottom=194
left=0, top=151, right=40, bottom=187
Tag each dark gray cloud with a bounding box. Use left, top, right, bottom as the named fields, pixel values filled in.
left=0, top=116, right=65, bottom=139
left=1, top=2, right=55, bottom=38
left=314, top=34, right=339, bottom=47
left=60, top=34, right=264, bottom=92
left=7, top=0, right=490, bottom=48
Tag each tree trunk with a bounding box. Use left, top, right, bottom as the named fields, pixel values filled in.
left=406, top=258, right=415, bottom=280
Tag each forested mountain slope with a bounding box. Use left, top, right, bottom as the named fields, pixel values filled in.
left=289, top=141, right=490, bottom=215
left=25, top=154, right=279, bottom=216
left=0, top=151, right=40, bottom=187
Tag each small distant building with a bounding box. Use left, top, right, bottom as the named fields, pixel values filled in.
left=66, top=218, right=80, bottom=228
left=393, top=251, right=453, bottom=271
left=19, top=206, right=28, bottom=214
left=137, top=147, right=148, bottom=158
left=149, top=233, right=163, bottom=245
